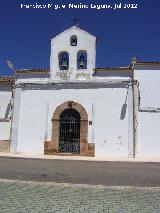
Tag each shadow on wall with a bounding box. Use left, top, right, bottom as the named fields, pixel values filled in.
left=120, top=103, right=127, bottom=120
left=4, top=102, right=11, bottom=119
left=120, top=88, right=129, bottom=120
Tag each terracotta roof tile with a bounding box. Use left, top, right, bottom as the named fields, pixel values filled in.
left=0, top=76, right=15, bottom=84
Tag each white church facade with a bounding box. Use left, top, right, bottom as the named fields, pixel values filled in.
left=0, top=26, right=160, bottom=158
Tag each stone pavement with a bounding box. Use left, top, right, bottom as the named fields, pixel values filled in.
left=0, top=180, right=160, bottom=213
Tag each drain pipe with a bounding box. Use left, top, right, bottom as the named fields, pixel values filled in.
left=132, top=57, right=137, bottom=158
left=9, top=72, right=17, bottom=153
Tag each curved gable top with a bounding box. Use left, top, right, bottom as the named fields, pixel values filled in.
left=51, top=25, right=96, bottom=41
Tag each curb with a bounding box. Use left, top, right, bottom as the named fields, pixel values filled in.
left=1, top=179, right=160, bottom=190
left=0, top=152, right=160, bottom=163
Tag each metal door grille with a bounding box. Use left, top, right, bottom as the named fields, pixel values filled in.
left=59, top=109, right=80, bottom=153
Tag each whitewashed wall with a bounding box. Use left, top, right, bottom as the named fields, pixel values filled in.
left=13, top=82, right=133, bottom=157
left=16, top=89, right=46, bottom=154
left=95, top=87, right=133, bottom=157
left=134, top=65, right=160, bottom=158
left=0, top=85, right=12, bottom=140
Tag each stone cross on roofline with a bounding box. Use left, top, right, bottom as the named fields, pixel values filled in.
left=71, top=16, right=80, bottom=26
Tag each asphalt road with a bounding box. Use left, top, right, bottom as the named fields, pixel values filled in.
left=0, top=157, right=160, bottom=186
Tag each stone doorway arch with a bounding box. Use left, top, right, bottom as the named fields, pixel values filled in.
left=51, top=101, right=89, bottom=155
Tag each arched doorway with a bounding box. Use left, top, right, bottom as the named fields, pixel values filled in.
left=59, top=108, right=81, bottom=153
left=45, top=101, right=94, bottom=156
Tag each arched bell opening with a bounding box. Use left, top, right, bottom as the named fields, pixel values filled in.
left=70, top=35, right=77, bottom=46
left=58, top=51, right=69, bottom=70
left=77, top=50, right=87, bottom=69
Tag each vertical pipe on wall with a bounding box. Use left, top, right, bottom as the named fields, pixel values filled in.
left=132, top=58, right=138, bottom=158
left=132, top=74, right=136, bottom=158
left=127, top=84, right=134, bottom=158
left=9, top=78, right=16, bottom=153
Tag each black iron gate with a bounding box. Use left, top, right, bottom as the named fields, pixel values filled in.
left=59, top=108, right=80, bottom=153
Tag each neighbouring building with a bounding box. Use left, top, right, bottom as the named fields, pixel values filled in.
left=0, top=26, right=160, bottom=158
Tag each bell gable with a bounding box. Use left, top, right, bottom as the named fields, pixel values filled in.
left=50, top=26, right=96, bottom=81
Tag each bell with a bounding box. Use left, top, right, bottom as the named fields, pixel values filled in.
left=71, top=39, right=77, bottom=46
left=79, top=59, right=85, bottom=69
left=61, top=59, right=68, bottom=69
